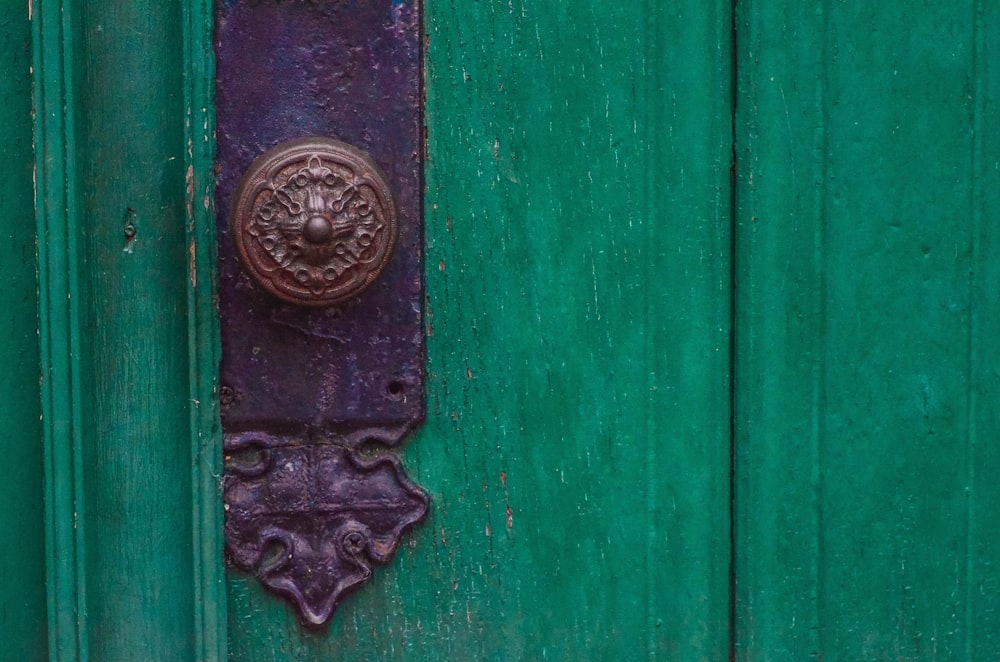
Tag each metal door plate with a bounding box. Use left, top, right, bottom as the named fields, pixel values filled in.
left=215, top=0, right=426, bottom=627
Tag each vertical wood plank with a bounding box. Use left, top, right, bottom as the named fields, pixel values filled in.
left=967, top=2, right=1000, bottom=655
left=32, top=1, right=224, bottom=659
left=417, top=3, right=735, bottom=655
left=735, top=1, right=1000, bottom=657
left=226, top=1, right=734, bottom=659
left=184, top=0, right=228, bottom=658
left=33, top=0, right=89, bottom=656
left=1, top=2, right=48, bottom=659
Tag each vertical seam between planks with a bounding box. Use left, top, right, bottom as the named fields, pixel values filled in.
left=728, top=0, right=738, bottom=660
left=62, top=4, right=89, bottom=656
left=641, top=0, right=657, bottom=656
left=812, top=2, right=830, bottom=657
left=182, top=0, right=227, bottom=658
left=963, top=0, right=984, bottom=657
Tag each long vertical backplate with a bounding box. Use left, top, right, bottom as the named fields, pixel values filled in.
left=215, top=3, right=426, bottom=434
left=226, top=1, right=734, bottom=659
left=734, top=1, right=1000, bottom=657
left=32, top=0, right=225, bottom=659
left=214, top=0, right=429, bottom=626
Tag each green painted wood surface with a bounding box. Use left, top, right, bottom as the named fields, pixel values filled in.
left=226, top=1, right=734, bottom=659
left=33, top=0, right=89, bottom=655
left=20, top=1, right=1000, bottom=658
left=0, top=3, right=48, bottom=658
left=31, top=1, right=224, bottom=659
left=734, top=1, right=1000, bottom=658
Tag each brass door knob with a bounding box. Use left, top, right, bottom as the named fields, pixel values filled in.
left=230, top=137, right=398, bottom=306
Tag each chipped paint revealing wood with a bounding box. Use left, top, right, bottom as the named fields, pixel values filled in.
left=185, top=163, right=195, bottom=219
left=189, top=241, right=197, bottom=287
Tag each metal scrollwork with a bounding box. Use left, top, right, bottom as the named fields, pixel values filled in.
left=224, top=430, right=429, bottom=626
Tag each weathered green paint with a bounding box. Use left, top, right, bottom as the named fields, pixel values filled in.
left=16, top=0, right=1000, bottom=659
left=227, top=1, right=733, bottom=659
left=1, top=3, right=48, bottom=658
left=33, top=0, right=89, bottom=656
left=734, top=1, right=1000, bottom=658
left=183, top=0, right=228, bottom=658
left=31, top=1, right=224, bottom=660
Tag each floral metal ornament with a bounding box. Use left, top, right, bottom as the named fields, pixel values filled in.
left=230, top=137, right=398, bottom=307
left=224, top=430, right=429, bottom=626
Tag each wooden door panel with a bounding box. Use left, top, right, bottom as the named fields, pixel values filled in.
left=23, top=1, right=731, bottom=658
left=735, top=1, right=1000, bottom=657
left=21, top=1, right=1000, bottom=659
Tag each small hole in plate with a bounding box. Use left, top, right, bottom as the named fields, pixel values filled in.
left=386, top=381, right=404, bottom=399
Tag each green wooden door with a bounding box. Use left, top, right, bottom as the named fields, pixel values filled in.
left=3, top=1, right=999, bottom=660
left=733, top=4, right=1000, bottom=658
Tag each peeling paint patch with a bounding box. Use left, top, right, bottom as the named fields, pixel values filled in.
left=185, top=164, right=195, bottom=219
left=190, top=241, right=197, bottom=287
left=122, top=208, right=137, bottom=253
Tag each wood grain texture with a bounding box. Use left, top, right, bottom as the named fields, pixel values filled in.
left=33, top=1, right=224, bottom=659
left=226, top=0, right=733, bottom=659
left=33, top=0, right=89, bottom=656
left=734, top=1, right=1000, bottom=658
left=183, top=0, right=228, bottom=658
left=1, top=3, right=48, bottom=658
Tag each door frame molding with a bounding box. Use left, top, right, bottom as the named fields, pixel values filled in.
left=32, top=1, right=225, bottom=659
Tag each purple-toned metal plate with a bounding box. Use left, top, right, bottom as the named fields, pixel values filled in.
left=214, top=0, right=426, bottom=626
left=215, top=0, right=423, bottom=438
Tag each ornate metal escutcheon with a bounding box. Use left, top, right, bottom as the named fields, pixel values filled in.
left=215, top=0, right=426, bottom=627
left=224, top=431, right=428, bottom=626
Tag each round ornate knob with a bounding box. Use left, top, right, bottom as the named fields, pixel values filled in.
left=230, top=137, right=398, bottom=306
